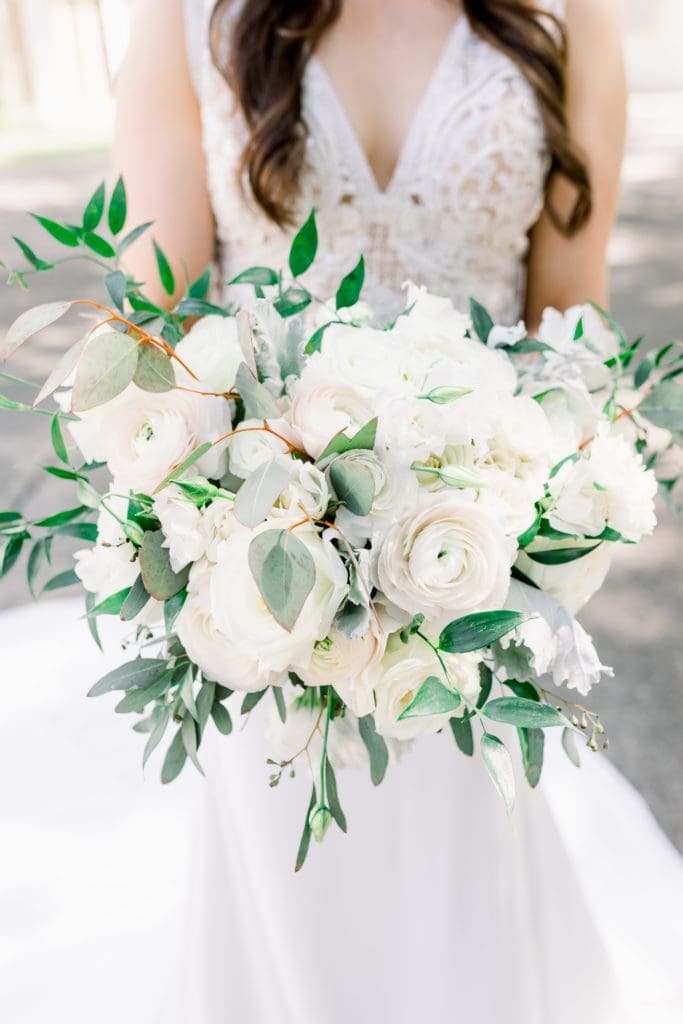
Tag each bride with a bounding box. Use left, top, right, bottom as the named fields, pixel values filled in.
left=1, top=0, right=681, bottom=1021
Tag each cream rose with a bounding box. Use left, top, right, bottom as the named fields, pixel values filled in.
left=153, top=485, right=206, bottom=572
left=289, top=381, right=375, bottom=460
left=374, top=492, right=515, bottom=630
left=228, top=417, right=295, bottom=479
left=298, top=620, right=387, bottom=717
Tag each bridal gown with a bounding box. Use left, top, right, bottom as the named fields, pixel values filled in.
left=1, top=1, right=682, bottom=1021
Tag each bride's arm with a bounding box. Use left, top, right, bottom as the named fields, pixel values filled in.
left=112, top=0, right=214, bottom=307
left=525, top=0, right=626, bottom=328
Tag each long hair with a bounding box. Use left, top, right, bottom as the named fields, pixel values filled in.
left=209, top=0, right=591, bottom=234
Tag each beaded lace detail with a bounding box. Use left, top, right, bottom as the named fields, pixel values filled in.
left=186, top=0, right=564, bottom=323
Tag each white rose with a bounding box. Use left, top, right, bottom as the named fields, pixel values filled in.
left=306, top=323, right=420, bottom=396
left=153, top=485, right=206, bottom=572
left=176, top=560, right=280, bottom=692
left=74, top=541, right=138, bottom=599
left=289, top=381, right=375, bottom=460
left=198, top=494, right=241, bottom=562
left=548, top=429, right=657, bottom=542
left=175, top=315, right=243, bottom=393
left=273, top=461, right=330, bottom=520
left=373, top=633, right=481, bottom=741
left=335, top=456, right=420, bottom=546
left=299, top=620, right=387, bottom=717
left=209, top=519, right=348, bottom=674
left=374, top=492, right=515, bottom=630
left=228, top=417, right=296, bottom=479
left=67, top=384, right=231, bottom=493
left=516, top=541, right=613, bottom=615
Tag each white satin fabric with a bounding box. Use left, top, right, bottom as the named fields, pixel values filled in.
left=1, top=600, right=681, bottom=1023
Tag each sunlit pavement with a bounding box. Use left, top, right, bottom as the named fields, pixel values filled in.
left=0, top=93, right=681, bottom=850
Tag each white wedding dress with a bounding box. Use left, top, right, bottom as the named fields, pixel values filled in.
left=1, top=1, right=682, bottom=1022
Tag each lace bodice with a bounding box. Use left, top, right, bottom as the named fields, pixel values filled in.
left=185, top=0, right=564, bottom=323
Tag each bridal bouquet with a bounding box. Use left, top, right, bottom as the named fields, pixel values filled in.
left=2, top=182, right=682, bottom=867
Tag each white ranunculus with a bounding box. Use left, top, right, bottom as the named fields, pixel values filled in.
left=153, top=485, right=206, bottom=572
left=299, top=619, right=387, bottom=717
left=176, top=560, right=280, bottom=692
left=175, top=314, right=243, bottom=393
left=197, top=494, right=240, bottom=562
left=209, top=519, right=348, bottom=674
left=475, top=472, right=543, bottom=539
left=373, top=492, right=515, bottom=630
left=516, top=541, right=614, bottom=615
left=289, top=381, right=375, bottom=460
left=66, top=383, right=231, bottom=494
left=306, top=323, right=421, bottom=397
left=547, top=428, right=657, bottom=542
left=273, top=461, right=330, bottom=520
left=500, top=580, right=612, bottom=695
left=373, top=633, right=481, bottom=741
left=228, top=417, right=295, bottom=479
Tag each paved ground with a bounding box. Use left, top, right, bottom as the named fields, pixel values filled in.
left=0, top=100, right=681, bottom=849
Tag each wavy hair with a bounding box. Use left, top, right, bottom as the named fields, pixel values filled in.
left=209, top=0, right=591, bottom=233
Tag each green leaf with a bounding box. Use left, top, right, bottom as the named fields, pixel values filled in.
left=1, top=535, right=25, bottom=578
left=82, top=231, right=116, bottom=259
left=248, top=529, right=316, bottom=632
left=88, top=657, right=167, bottom=697
left=115, top=672, right=171, bottom=713
left=480, top=733, right=515, bottom=816
left=273, top=286, right=311, bottom=318
left=164, top=588, right=187, bottom=633
left=317, top=417, right=378, bottom=463
left=34, top=506, right=89, bottom=529
left=336, top=255, right=365, bottom=309
left=526, top=543, right=601, bottom=566
left=633, top=354, right=654, bottom=390
left=105, top=269, right=127, bottom=313
left=196, top=680, right=216, bottom=735
left=477, top=663, right=493, bottom=708
left=273, top=686, right=287, bottom=723
left=84, top=591, right=102, bottom=651
left=450, top=716, right=474, bottom=756
left=42, top=568, right=80, bottom=592
left=503, top=339, right=554, bottom=355
left=30, top=213, right=80, bottom=247
left=358, top=715, right=389, bottom=786
left=12, top=235, right=53, bottom=271
left=140, top=529, right=190, bottom=600
left=0, top=512, right=22, bottom=527
left=295, top=784, right=317, bottom=872
left=83, top=182, right=106, bottom=232
left=562, top=726, right=581, bottom=768
left=55, top=522, right=98, bottom=542
left=234, top=362, right=280, bottom=419
left=120, top=574, right=150, bottom=621
left=26, top=540, right=44, bottom=596
left=233, top=460, right=290, bottom=528
left=639, top=380, right=683, bottom=431
left=503, top=679, right=541, bottom=701
left=50, top=413, right=69, bottom=464
left=289, top=210, right=318, bottom=277
left=161, top=727, right=187, bottom=784
left=154, top=441, right=214, bottom=493
left=229, top=266, right=278, bottom=287
left=108, top=176, right=127, bottom=235
left=176, top=298, right=229, bottom=318
left=42, top=466, right=85, bottom=482
left=210, top=701, right=233, bottom=735
left=133, top=342, right=176, bottom=393
left=3, top=300, right=73, bottom=360
left=241, top=688, right=267, bottom=715
left=325, top=759, right=348, bottom=833
left=182, top=714, right=204, bottom=775
left=85, top=586, right=132, bottom=617
left=153, top=240, right=175, bottom=296
left=143, top=707, right=170, bottom=768
left=483, top=697, right=566, bottom=729
left=438, top=611, right=525, bottom=654
left=71, top=331, right=139, bottom=412
left=398, top=675, right=461, bottom=720
left=304, top=321, right=333, bottom=356
left=328, top=457, right=375, bottom=516
left=469, top=298, right=494, bottom=344
left=117, top=220, right=153, bottom=255
left=188, top=266, right=212, bottom=299
left=517, top=726, right=545, bottom=788
left=417, top=385, right=474, bottom=404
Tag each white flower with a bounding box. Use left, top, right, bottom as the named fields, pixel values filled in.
left=228, top=418, right=295, bottom=479
left=175, top=315, right=243, bottom=393
left=306, top=323, right=419, bottom=397
left=500, top=580, right=612, bottom=695
left=487, top=321, right=527, bottom=349
left=176, top=560, right=279, bottom=692
left=289, top=381, right=375, bottom=460
left=373, top=492, right=515, bottom=630
left=299, top=620, right=387, bottom=717
left=373, top=633, right=481, bottom=741
left=209, top=519, right=348, bottom=674
left=273, top=461, right=330, bottom=520
left=538, top=305, right=620, bottom=392
left=67, top=384, right=231, bottom=494
left=74, top=541, right=138, bottom=599
left=153, top=485, right=206, bottom=572
left=547, top=429, right=657, bottom=542
left=334, top=455, right=420, bottom=546
left=516, top=542, right=613, bottom=615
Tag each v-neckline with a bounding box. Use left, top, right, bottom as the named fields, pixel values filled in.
left=308, top=15, right=469, bottom=196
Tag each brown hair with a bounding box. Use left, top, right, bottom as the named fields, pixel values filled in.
left=209, top=0, right=591, bottom=234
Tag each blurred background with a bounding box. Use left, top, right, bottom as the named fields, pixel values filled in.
left=0, top=0, right=681, bottom=849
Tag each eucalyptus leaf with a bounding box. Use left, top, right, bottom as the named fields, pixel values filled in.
left=398, top=675, right=461, bottom=720
left=133, top=342, right=176, bottom=392
left=248, top=528, right=316, bottom=632
left=88, top=658, right=167, bottom=697
left=450, top=716, right=474, bottom=756
left=120, top=574, right=150, bottom=621
left=117, top=220, right=153, bottom=256
left=562, top=726, right=581, bottom=768
left=480, top=733, right=515, bottom=816
left=469, top=298, right=494, bottom=344
left=234, top=362, right=280, bottom=419
left=236, top=310, right=258, bottom=376
left=210, top=701, right=233, bottom=735
left=328, top=458, right=375, bottom=515
left=115, top=673, right=171, bottom=713
left=164, top=588, right=188, bottom=633
left=241, top=688, right=267, bottom=715
left=639, top=380, right=683, bottom=432
left=143, top=707, right=170, bottom=768
left=358, top=714, right=389, bottom=786
left=140, top=529, right=190, bottom=600
left=295, top=784, right=317, bottom=872
left=3, top=301, right=73, bottom=360
left=42, top=568, right=80, bottom=592
left=105, top=269, right=127, bottom=312
left=181, top=714, right=204, bottom=775
left=325, top=759, right=348, bottom=833
left=229, top=266, right=278, bottom=287
left=438, top=611, right=525, bottom=654
left=273, top=686, right=287, bottom=723
left=517, top=726, right=545, bottom=787
left=317, top=418, right=378, bottom=463
left=85, top=587, right=132, bottom=617
left=71, top=331, right=139, bottom=412
left=33, top=333, right=89, bottom=407
left=161, top=727, right=187, bottom=784
left=483, top=697, right=565, bottom=729
left=234, top=460, right=290, bottom=528
left=154, top=442, right=214, bottom=493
